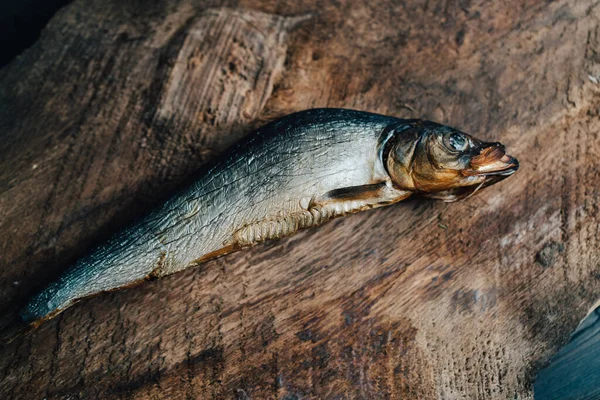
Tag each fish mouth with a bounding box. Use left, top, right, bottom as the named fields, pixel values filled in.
left=463, top=143, right=519, bottom=179
left=422, top=142, right=519, bottom=202
left=437, top=144, right=518, bottom=201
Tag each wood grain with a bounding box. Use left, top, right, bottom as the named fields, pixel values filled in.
left=0, top=0, right=599, bottom=399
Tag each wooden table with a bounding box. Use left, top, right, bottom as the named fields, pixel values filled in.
left=1, top=0, right=599, bottom=398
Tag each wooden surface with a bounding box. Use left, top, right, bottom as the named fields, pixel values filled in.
left=0, top=0, right=599, bottom=398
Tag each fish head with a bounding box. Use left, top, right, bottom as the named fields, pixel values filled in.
left=384, top=120, right=519, bottom=202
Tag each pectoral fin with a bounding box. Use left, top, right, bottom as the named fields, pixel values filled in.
left=315, top=181, right=410, bottom=206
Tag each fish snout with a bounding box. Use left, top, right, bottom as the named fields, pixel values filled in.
left=464, top=142, right=519, bottom=177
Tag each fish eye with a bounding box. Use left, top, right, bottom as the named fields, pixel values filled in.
left=445, top=132, right=469, bottom=152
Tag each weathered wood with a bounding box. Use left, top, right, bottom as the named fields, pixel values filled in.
left=0, top=0, right=599, bottom=399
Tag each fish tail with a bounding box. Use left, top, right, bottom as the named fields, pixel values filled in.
left=18, top=247, right=162, bottom=326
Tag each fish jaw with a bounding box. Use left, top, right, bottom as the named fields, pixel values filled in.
left=464, top=143, right=519, bottom=178
left=424, top=149, right=519, bottom=202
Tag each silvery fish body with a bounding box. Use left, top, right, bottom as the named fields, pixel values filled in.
left=20, top=108, right=518, bottom=327
left=22, top=109, right=398, bottom=323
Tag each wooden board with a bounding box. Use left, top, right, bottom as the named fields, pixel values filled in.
left=1, top=0, right=599, bottom=398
